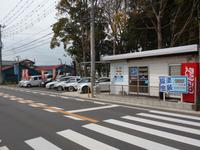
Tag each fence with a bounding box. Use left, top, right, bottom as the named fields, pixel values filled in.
left=96, top=84, right=181, bottom=100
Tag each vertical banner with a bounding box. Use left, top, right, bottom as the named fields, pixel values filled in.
left=181, top=63, right=199, bottom=103
left=53, top=69, right=56, bottom=80
left=22, top=69, right=29, bottom=80
left=41, top=70, right=45, bottom=80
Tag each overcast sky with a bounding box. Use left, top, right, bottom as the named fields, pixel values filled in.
left=0, top=0, right=72, bottom=66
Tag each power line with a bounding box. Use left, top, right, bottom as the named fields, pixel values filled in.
left=3, top=5, right=56, bottom=38
left=3, top=26, right=51, bottom=49
left=0, top=0, right=25, bottom=23
left=4, top=0, right=52, bottom=31
left=3, top=40, right=51, bottom=57
left=3, top=32, right=52, bottom=52
left=2, top=0, right=34, bottom=25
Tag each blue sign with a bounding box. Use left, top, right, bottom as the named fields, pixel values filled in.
left=14, top=64, right=19, bottom=75
left=159, top=76, right=188, bottom=93
left=130, top=67, right=138, bottom=76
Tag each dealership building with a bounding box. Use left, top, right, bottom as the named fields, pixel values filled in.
left=101, top=44, right=199, bottom=104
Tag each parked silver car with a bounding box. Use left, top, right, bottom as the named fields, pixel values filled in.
left=21, top=75, right=42, bottom=88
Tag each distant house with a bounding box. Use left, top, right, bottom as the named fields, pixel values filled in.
left=2, top=59, right=39, bottom=83
left=2, top=59, right=74, bottom=83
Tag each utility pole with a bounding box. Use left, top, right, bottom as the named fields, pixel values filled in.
left=90, top=0, right=95, bottom=97
left=0, top=24, right=5, bottom=84
left=16, top=56, right=20, bottom=83
left=197, top=3, right=200, bottom=110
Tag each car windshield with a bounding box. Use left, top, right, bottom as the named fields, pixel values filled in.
left=78, top=78, right=91, bottom=83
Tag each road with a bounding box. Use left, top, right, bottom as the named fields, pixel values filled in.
left=0, top=86, right=200, bottom=150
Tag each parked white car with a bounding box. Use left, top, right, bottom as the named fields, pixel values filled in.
left=78, top=77, right=110, bottom=93
left=54, top=77, right=81, bottom=91
left=63, top=78, right=81, bottom=91
left=18, top=79, right=26, bottom=87
left=45, top=76, right=71, bottom=89
left=96, top=77, right=110, bottom=92
left=21, top=75, right=42, bottom=88
left=77, top=77, right=91, bottom=93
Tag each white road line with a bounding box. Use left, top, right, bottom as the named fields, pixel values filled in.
left=50, top=107, right=63, bottom=110
left=33, top=92, right=38, bottom=94
left=16, top=98, right=24, bottom=101
left=60, top=96, right=69, bottom=99
left=122, top=115, right=200, bottom=135
left=9, top=98, right=18, bottom=101
left=40, top=93, right=47, bottom=95
left=93, top=101, right=106, bottom=105
left=29, top=104, right=41, bottom=108
left=57, top=129, right=119, bottom=150
left=35, top=103, right=47, bottom=106
left=64, top=115, right=83, bottom=120
left=25, top=137, right=62, bottom=150
left=18, top=100, right=28, bottom=104
left=138, top=113, right=200, bottom=127
left=149, top=110, right=200, bottom=121
left=105, top=119, right=200, bottom=147
left=43, top=109, right=57, bottom=113
left=0, top=146, right=9, bottom=150
left=49, top=94, right=56, bottom=97
left=74, top=98, right=85, bottom=101
left=25, top=100, right=34, bottom=103
left=83, top=124, right=178, bottom=150
left=67, top=105, right=119, bottom=113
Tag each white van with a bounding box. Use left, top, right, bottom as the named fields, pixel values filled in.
left=22, top=75, right=42, bottom=88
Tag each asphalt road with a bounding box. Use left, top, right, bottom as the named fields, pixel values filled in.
left=0, top=86, right=200, bottom=150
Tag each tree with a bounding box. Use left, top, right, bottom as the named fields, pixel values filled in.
left=51, top=0, right=110, bottom=76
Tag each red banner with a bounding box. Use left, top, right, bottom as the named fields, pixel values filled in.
left=181, top=63, right=199, bottom=103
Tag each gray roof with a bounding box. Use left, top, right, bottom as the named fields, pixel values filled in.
left=101, top=44, right=198, bottom=61
left=2, top=60, right=17, bottom=66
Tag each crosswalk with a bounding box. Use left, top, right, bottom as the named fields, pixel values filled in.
left=1, top=110, right=200, bottom=150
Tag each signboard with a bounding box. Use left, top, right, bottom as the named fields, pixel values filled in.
left=159, top=76, right=188, bottom=93
left=181, top=63, right=199, bottom=103
left=114, top=65, right=124, bottom=82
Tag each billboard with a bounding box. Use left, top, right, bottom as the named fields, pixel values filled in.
left=159, top=76, right=188, bottom=93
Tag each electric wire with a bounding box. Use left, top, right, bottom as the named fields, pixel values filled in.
left=0, top=0, right=25, bottom=23
left=3, top=32, right=52, bottom=52
left=3, top=40, right=51, bottom=57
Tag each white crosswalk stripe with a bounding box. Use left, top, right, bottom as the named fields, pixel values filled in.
left=0, top=146, right=9, bottom=150
left=138, top=113, right=200, bottom=127
left=104, top=119, right=200, bottom=147
left=122, top=115, right=200, bottom=135
left=25, top=137, right=62, bottom=150
left=149, top=110, right=200, bottom=121
left=83, top=123, right=179, bottom=150
left=57, top=129, right=119, bottom=150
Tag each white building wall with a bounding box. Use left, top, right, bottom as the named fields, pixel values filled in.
left=128, top=56, right=189, bottom=96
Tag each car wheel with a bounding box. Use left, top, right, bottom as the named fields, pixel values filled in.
left=68, top=86, right=75, bottom=92
left=27, top=84, right=31, bottom=88
left=57, top=86, right=63, bottom=91
left=82, top=86, right=90, bottom=93
left=49, top=85, right=54, bottom=89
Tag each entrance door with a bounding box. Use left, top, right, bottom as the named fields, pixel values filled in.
left=129, top=66, right=149, bottom=94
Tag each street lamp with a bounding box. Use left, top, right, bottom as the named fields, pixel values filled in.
left=58, top=58, right=63, bottom=65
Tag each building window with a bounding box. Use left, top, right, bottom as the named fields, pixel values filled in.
left=129, top=66, right=149, bottom=94
left=168, top=64, right=181, bottom=98
left=169, top=65, right=181, bottom=76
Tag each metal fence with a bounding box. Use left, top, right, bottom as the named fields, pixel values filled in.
left=96, top=84, right=181, bottom=100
